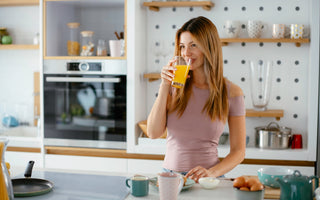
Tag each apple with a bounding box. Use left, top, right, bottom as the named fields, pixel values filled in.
left=1, top=35, right=12, bottom=44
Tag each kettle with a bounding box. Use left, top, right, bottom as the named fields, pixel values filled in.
left=276, top=170, right=319, bottom=200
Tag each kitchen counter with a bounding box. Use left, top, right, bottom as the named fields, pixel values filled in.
left=11, top=168, right=276, bottom=200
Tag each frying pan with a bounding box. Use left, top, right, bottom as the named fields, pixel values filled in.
left=12, top=161, right=54, bottom=197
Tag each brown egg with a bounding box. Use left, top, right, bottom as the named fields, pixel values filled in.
left=250, top=183, right=264, bottom=191
left=239, top=186, right=250, bottom=191
left=233, top=176, right=246, bottom=188
left=246, top=178, right=260, bottom=187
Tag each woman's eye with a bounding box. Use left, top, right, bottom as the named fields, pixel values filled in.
left=191, top=44, right=197, bottom=48
left=179, top=45, right=185, bottom=49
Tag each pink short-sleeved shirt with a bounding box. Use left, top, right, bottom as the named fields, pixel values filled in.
left=163, top=82, right=245, bottom=172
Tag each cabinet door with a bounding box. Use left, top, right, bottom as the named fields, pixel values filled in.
left=5, top=152, right=43, bottom=171
left=127, top=159, right=163, bottom=174
left=45, top=154, right=127, bottom=173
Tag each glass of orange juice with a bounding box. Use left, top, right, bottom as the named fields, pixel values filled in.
left=172, top=56, right=191, bottom=88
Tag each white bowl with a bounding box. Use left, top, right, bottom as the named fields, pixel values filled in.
left=199, top=177, right=220, bottom=189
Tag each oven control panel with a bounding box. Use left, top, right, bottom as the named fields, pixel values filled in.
left=67, top=62, right=102, bottom=72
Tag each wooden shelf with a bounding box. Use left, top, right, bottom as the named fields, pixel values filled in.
left=246, top=109, right=284, bottom=121
left=220, top=38, right=310, bottom=47
left=143, top=73, right=161, bottom=82
left=43, top=56, right=126, bottom=60
left=0, top=0, right=39, bottom=6
left=143, top=1, right=214, bottom=11
left=0, top=44, right=39, bottom=50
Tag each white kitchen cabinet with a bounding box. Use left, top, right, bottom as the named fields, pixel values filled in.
left=43, top=0, right=126, bottom=59
left=5, top=151, right=43, bottom=169
left=127, top=159, right=163, bottom=174
left=45, top=154, right=127, bottom=173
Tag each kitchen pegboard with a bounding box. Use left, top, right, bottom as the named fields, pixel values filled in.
left=144, top=0, right=313, bottom=148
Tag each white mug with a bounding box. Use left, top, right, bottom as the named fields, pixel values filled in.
left=247, top=20, right=267, bottom=38
left=158, top=172, right=184, bottom=200
left=290, top=24, right=308, bottom=39
left=109, top=40, right=122, bottom=57
left=272, top=24, right=285, bottom=39
left=223, top=20, right=241, bottom=38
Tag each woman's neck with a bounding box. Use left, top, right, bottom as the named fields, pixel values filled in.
left=192, top=68, right=208, bottom=89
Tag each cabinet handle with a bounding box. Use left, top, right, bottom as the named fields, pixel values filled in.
left=46, top=77, right=120, bottom=83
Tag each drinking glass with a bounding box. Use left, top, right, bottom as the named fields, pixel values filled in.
left=249, top=60, right=273, bottom=111
left=172, top=56, right=191, bottom=88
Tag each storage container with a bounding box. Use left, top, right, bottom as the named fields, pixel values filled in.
left=80, top=31, right=94, bottom=56
left=67, top=22, right=80, bottom=56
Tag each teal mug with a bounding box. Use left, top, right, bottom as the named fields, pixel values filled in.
left=126, top=175, right=149, bottom=197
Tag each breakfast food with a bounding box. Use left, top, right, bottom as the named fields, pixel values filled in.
left=233, top=176, right=264, bottom=191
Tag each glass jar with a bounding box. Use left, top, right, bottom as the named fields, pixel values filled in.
left=67, top=23, right=80, bottom=56
left=0, top=28, right=9, bottom=45
left=0, top=138, right=14, bottom=200
left=97, top=39, right=107, bottom=56
left=80, top=31, right=94, bottom=56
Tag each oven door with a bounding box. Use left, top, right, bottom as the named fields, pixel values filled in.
left=43, top=74, right=126, bottom=149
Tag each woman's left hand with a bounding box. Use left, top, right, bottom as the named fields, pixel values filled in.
left=185, top=166, right=213, bottom=183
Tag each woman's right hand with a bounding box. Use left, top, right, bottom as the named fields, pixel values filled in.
left=161, top=58, right=176, bottom=86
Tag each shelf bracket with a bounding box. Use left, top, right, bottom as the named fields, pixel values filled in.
left=148, top=6, right=159, bottom=12
left=295, top=43, right=301, bottom=47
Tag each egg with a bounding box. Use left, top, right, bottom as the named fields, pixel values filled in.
left=239, top=186, right=250, bottom=191
left=246, top=178, right=260, bottom=187
left=233, top=176, right=246, bottom=188
left=250, top=183, right=264, bottom=191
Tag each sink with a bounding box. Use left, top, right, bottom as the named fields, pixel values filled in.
left=0, top=126, right=38, bottom=138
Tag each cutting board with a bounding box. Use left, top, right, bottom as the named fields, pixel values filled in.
left=264, top=186, right=280, bottom=199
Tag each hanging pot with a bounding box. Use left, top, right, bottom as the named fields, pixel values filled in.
left=255, top=122, right=292, bottom=149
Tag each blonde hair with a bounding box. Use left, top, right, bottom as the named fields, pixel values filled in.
left=169, top=16, right=229, bottom=122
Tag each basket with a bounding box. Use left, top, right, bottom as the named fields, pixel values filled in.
left=138, top=120, right=167, bottom=138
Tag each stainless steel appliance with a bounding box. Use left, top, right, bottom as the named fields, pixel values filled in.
left=43, top=59, right=126, bottom=149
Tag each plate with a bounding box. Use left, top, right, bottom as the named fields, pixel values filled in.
left=149, top=177, right=195, bottom=191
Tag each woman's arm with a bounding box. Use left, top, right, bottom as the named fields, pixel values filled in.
left=147, top=59, right=176, bottom=139
left=207, top=115, right=246, bottom=177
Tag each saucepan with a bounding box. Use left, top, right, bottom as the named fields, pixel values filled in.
left=12, top=161, right=54, bottom=197
left=255, top=122, right=292, bottom=149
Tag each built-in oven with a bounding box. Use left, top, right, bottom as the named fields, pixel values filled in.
left=43, top=59, right=127, bottom=149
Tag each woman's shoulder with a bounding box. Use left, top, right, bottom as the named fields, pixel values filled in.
left=225, top=78, right=243, bottom=98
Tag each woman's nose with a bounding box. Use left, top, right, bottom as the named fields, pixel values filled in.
left=184, top=46, right=192, bottom=56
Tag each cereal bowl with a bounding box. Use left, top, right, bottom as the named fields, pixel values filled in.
left=199, top=177, right=220, bottom=189
left=257, top=167, right=294, bottom=188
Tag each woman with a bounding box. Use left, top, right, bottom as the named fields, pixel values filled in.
left=147, top=16, right=246, bottom=182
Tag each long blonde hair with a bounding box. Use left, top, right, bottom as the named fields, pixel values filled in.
left=169, top=16, right=229, bottom=122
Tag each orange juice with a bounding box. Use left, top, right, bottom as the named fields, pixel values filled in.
left=172, top=65, right=190, bottom=88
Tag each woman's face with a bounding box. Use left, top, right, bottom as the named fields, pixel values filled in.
left=179, top=31, right=204, bottom=71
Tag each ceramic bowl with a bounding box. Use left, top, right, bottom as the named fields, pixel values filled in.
left=234, top=188, right=265, bottom=200
left=198, top=177, right=220, bottom=189
left=257, top=167, right=294, bottom=188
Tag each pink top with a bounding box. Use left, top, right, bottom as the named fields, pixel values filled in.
left=163, top=83, right=245, bottom=172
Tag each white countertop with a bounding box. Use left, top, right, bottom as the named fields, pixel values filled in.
left=10, top=167, right=273, bottom=200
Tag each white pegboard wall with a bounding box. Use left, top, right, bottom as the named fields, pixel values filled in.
left=145, top=1, right=312, bottom=148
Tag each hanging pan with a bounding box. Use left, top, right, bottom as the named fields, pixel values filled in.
left=12, top=160, right=54, bottom=197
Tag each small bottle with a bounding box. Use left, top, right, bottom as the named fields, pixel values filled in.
left=97, top=39, right=107, bottom=56
left=80, top=31, right=94, bottom=56
left=67, top=22, right=80, bottom=56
